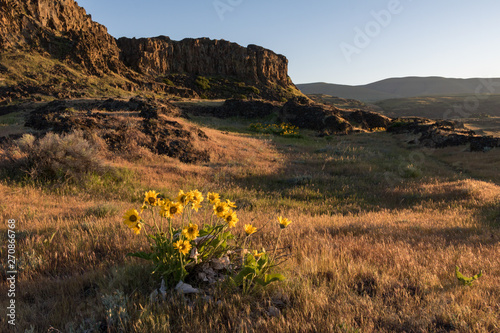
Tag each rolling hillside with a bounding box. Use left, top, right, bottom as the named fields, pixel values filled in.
left=374, top=94, right=500, bottom=119
left=298, top=77, right=500, bottom=102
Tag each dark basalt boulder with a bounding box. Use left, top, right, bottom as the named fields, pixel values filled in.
left=340, top=110, right=392, bottom=130
left=180, top=99, right=279, bottom=119
left=387, top=117, right=500, bottom=151
left=280, top=98, right=353, bottom=134
left=24, top=98, right=209, bottom=164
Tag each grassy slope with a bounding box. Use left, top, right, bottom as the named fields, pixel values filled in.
left=374, top=94, right=500, bottom=120
left=1, top=116, right=499, bottom=332
left=297, top=78, right=500, bottom=103
left=0, top=51, right=305, bottom=104
left=297, top=82, right=395, bottom=102
left=0, top=51, right=136, bottom=99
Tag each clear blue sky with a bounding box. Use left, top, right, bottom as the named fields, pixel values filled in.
left=76, top=0, right=500, bottom=86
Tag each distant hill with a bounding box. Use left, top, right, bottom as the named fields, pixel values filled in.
left=374, top=94, right=500, bottom=119
left=297, top=77, right=500, bottom=102
left=306, top=94, right=378, bottom=112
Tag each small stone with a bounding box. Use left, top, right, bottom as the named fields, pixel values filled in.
left=175, top=281, right=199, bottom=294
left=211, top=256, right=230, bottom=270
left=150, top=279, right=167, bottom=302
left=268, top=306, right=281, bottom=317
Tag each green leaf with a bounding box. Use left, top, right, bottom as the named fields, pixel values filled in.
left=456, top=266, right=483, bottom=286
left=232, top=267, right=257, bottom=286
left=255, top=273, right=285, bottom=286
left=264, top=273, right=285, bottom=284
left=244, top=254, right=258, bottom=269
left=127, top=251, right=152, bottom=260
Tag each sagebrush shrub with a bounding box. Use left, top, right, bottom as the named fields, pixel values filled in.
left=5, top=131, right=105, bottom=182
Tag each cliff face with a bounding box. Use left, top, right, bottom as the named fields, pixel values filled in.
left=0, top=0, right=298, bottom=100
left=0, top=0, right=124, bottom=75
left=117, top=36, right=291, bottom=87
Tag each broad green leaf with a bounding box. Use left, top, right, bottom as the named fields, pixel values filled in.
left=264, top=273, right=285, bottom=284
left=232, top=267, right=256, bottom=285
left=255, top=273, right=285, bottom=286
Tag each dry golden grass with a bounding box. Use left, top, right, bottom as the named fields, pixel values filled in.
left=461, top=117, right=500, bottom=137
left=433, top=146, right=500, bottom=185
left=1, top=119, right=499, bottom=332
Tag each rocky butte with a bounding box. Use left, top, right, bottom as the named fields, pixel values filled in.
left=0, top=0, right=299, bottom=101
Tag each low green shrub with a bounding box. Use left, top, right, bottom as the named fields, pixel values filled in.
left=195, top=76, right=211, bottom=90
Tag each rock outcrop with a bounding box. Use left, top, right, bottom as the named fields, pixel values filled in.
left=117, top=36, right=291, bottom=87
left=181, top=99, right=280, bottom=119
left=280, top=98, right=353, bottom=135
left=387, top=118, right=500, bottom=151
left=0, top=0, right=298, bottom=100
left=24, top=98, right=210, bottom=163
left=339, top=110, right=392, bottom=130
left=0, top=0, right=124, bottom=75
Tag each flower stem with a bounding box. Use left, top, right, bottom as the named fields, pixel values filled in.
left=179, top=252, right=185, bottom=281
left=272, top=229, right=283, bottom=263
left=150, top=207, right=160, bottom=233
left=168, top=217, right=173, bottom=242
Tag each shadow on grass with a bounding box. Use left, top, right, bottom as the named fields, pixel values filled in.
left=321, top=223, right=498, bottom=247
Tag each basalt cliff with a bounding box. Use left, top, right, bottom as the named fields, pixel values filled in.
left=0, top=0, right=299, bottom=102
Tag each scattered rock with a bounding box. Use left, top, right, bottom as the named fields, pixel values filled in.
left=387, top=117, right=500, bottom=151
left=268, top=306, right=281, bottom=317
left=24, top=98, right=210, bottom=164
left=150, top=279, right=168, bottom=302
left=211, top=256, right=230, bottom=270
left=175, top=281, right=199, bottom=294
left=286, top=175, right=313, bottom=185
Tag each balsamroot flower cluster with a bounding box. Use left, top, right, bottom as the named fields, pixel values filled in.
left=122, top=189, right=292, bottom=289
left=249, top=123, right=300, bottom=137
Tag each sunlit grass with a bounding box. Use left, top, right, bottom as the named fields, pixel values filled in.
left=1, top=117, right=499, bottom=332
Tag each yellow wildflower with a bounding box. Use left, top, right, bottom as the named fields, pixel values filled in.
left=207, top=192, right=220, bottom=204
left=123, top=209, right=140, bottom=225
left=189, top=190, right=204, bottom=204
left=173, top=240, right=192, bottom=255
left=189, top=190, right=204, bottom=211
left=160, top=201, right=183, bottom=218
left=144, top=190, right=159, bottom=206
left=123, top=209, right=142, bottom=235
left=177, top=190, right=193, bottom=206
left=226, top=199, right=237, bottom=208
left=182, top=223, right=200, bottom=240
left=192, top=202, right=202, bottom=212
left=278, top=216, right=292, bottom=229
left=129, top=222, right=142, bottom=235
left=213, top=201, right=229, bottom=218
left=158, top=197, right=171, bottom=207
left=252, top=249, right=265, bottom=258
left=244, top=224, right=257, bottom=235
left=225, top=210, right=239, bottom=228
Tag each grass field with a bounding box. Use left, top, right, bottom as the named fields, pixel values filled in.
left=461, top=117, right=500, bottom=138
left=374, top=94, right=500, bottom=120
left=0, top=114, right=499, bottom=332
